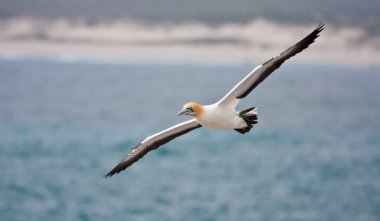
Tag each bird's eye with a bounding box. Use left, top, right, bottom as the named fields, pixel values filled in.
left=187, top=107, right=193, bottom=111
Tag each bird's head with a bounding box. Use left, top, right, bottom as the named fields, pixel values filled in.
left=177, top=102, right=203, bottom=117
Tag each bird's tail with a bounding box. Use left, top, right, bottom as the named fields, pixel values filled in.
left=235, top=107, right=258, bottom=134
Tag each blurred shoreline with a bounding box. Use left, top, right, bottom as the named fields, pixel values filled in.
left=1, top=17, right=379, bottom=65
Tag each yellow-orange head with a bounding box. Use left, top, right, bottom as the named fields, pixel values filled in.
left=177, top=102, right=203, bottom=116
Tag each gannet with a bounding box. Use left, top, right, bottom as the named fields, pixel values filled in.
left=105, top=24, right=324, bottom=177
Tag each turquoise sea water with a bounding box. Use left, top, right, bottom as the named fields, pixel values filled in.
left=1, top=58, right=380, bottom=221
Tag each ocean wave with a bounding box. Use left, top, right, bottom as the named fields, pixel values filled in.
left=0, top=17, right=379, bottom=65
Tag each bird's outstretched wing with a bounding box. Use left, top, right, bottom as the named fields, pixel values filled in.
left=218, top=24, right=324, bottom=107
left=105, top=119, right=201, bottom=177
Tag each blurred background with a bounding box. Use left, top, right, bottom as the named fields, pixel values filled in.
left=0, top=1, right=379, bottom=221
left=0, top=0, right=379, bottom=64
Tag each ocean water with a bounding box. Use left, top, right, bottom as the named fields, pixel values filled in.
left=0, top=57, right=380, bottom=221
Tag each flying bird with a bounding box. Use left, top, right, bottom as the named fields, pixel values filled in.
left=105, top=24, right=324, bottom=177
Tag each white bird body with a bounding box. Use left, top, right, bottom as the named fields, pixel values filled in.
left=195, top=104, right=251, bottom=129
left=105, top=24, right=324, bottom=177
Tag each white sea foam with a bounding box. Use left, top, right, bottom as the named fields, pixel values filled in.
left=0, top=17, right=379, bottom=65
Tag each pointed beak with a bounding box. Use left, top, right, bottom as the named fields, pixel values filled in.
left=177, top=107, right=192, bottom=116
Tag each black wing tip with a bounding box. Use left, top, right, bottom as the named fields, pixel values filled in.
left=305, top=23, right=325, bottom=43
left=105, top=158, right=134, bottom=177
left=104, top=164, right=124, bottom=178
left=316, top=23, right=325, bottom=31
left=286, top=23, right=325, bottom=55
left=235, top=23, right=325, bottom=100
left=315, top=23, right=325, bottom=33
left=104, top=169, right=118, bottom=178
left=104, top=163, right=125, bottom=178
left=312, top=23, right=325, bottom=39
left=104, top=143, right=143, bottom=178
left=104, top=173, right=113, bottom=178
